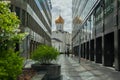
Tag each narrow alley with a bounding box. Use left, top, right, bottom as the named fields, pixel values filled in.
left=1, top=0, right=120, bottom=80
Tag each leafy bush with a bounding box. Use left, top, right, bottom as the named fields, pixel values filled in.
left=32, top=45, right=59, bottom=64
left=0, top=49, right=23, bottom=80
left=0, top=2, right=26, bottom=80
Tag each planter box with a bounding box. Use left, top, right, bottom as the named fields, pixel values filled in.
left=31, top=64, right=61, bottom=80
left=31, top=63, right=51, bottom=71
left=46, top=64, right=61, bottom=80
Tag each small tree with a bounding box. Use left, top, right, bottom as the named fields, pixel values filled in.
left=0, top=2, right=26, bottom=80
left=32, top=45, right=59, bottom=64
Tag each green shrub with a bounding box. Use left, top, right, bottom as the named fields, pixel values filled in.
left=0, top=49, right=23, bottom=80
left=31, top=45, right=59, bottom=64
left=0, top=2, right=26, bottom=80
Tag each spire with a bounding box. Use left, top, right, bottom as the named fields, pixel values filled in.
left=73, top=16, right=82, bottom=24
left=55, top=15, right=64, bottom=24
left=59, top=8, right=61, bottom=16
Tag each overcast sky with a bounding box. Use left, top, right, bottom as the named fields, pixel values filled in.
left=51, top=0, right=72, bottom=33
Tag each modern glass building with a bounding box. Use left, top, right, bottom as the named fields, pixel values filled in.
left=9, top=0, right=52, bottom=58
left=72, top=0, right=120, bottom=71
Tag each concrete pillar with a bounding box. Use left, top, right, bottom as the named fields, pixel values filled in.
left=29, top=40, right=32, bottom=57
left=102, top=35, right=104, bottom=65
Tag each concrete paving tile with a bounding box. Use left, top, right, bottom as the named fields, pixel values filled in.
left=57, top=54, right=120, bottom=80
left=67, top=76, right=82, bottom=80
left=90, top=70, right=104, bottom=75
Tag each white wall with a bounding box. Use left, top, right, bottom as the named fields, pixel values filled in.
left=52, top=31, right=71, bottom=53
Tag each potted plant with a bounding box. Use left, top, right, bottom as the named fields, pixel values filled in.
left=31, top=45, right=61, bottom=80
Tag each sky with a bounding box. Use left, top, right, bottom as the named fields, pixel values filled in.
left=51, top=0, right=72, bottom=33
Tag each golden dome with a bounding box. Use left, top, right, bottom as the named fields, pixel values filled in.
left=55, top=16, right=64, bottom=24
left=73, top=16, right=82, bottom=24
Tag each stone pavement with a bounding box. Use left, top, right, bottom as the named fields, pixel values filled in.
left=57, top=54, right=120, bottom=80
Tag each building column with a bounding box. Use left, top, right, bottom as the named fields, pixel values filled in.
left=26, top=36, right=30, bottom=59
left=102, top=34, right=104, bottom=65
left=29, top=40, right=32, bottom=57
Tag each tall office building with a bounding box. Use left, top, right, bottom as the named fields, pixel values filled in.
left=72, top=0, right=120, bottom=71
left=9, top=0, right=52, bottom=58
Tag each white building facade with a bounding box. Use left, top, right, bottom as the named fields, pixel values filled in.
left=52, top=16, right=71, bottom=53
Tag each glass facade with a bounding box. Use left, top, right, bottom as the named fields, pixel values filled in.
left=10, top=0, right=52, bottom=58
left=72, top=0, right=99, bottom=46
left=72, top=0, right=120, bottom=71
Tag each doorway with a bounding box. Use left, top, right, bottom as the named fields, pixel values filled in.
left=104, top=32, right=114, bottom=67
left=86, top=42, right=89, bottom=60
left=90, top=40, right=94, bottom=61
left=95, top=37, right=102, bottom=63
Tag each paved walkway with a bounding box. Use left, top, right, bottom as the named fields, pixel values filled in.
left=57, top=54, right=120, bottom=80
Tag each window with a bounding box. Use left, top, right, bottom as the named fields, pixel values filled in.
left=105, top=0, right=114, bottom=8
left=10, top=5, right=13, bottom=12
left=118, top=0, right=120, bottom=8
left=22, top=10, right=25, bottom=25
left=15, top=7, right=20, bottom=18
left=104, top=0, right=114, bottom=17
left=94, top=4, right=102, bottom=25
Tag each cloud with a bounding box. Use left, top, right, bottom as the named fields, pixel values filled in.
left=51, top=0, right=72, bottom=33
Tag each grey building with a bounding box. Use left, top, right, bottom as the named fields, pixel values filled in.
left=9, top=0, right=52, bottom=58
left=72, top=0, right=120, bottom=71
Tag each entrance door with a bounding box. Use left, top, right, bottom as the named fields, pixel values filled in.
left=95, top=37, right=102, bottom=63
left=90, top=40, right=94, bottom=61
left=104, top=32, right=114, bottom=67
